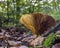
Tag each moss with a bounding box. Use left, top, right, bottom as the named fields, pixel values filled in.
left=44, top=33, right=57, bottom=48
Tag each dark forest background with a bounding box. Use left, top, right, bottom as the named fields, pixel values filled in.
left=0, top=0, right=60, bottom=27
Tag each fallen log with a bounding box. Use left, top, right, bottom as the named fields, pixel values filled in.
left=42, top=22, right=60, bottom=37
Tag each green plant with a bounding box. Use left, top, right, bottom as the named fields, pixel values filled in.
left=44, top=33, right=57, bottom=48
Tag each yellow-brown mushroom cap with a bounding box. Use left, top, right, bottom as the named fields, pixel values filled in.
left=20, top=13, right=56, bottom=36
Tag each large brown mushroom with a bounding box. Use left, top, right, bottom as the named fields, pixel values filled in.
left=20, top=13, right=56, bottom=37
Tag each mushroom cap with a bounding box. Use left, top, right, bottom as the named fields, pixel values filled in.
left=20, top=13, right=56, bottom=36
